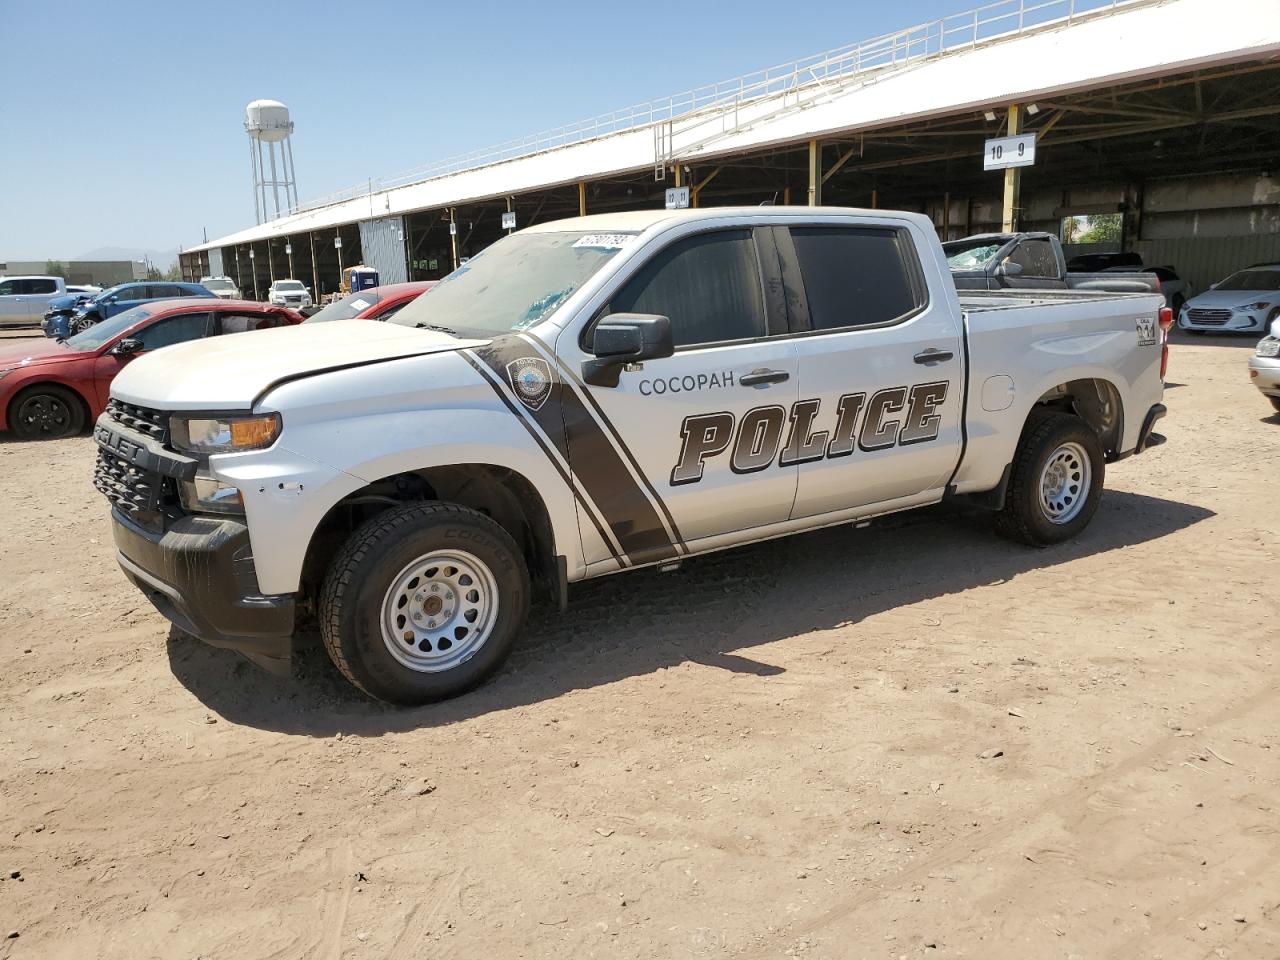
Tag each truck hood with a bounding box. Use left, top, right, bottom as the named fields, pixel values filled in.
left=110, top=319, right=486, bottom=410
left=1185, top=289, right=1279, bottom=310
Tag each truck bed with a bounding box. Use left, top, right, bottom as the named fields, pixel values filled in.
left=958, top=289, right=1158, bottom=312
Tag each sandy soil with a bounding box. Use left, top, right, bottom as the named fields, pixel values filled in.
left=1, top=331, right=1277, bottom=959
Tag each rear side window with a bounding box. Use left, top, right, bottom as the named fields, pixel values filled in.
left=610, top=230, right=766, bottom=348
left=23, top=279, right=59, bottom=294
left=216, top=312, right=287, bottom=334
left=790, top=227, right=924, bottom=331
left=134, top=312, right=211, bottom=350
left=1010, top=240, right=1058, bottom=278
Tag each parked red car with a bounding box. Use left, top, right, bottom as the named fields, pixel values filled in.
left=0, top=299, right=301, bottom=440
left=304, top=281, right=435, bottom=323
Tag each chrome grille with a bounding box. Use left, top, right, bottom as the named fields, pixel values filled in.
left=106, top=399, right=168, bottom=443
left=1186, top=308, right=1231, bottom=325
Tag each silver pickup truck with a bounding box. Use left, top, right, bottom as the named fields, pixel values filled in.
left=92, top=207, right=1170, bottom=704
left=945, top=232, right=1162, bottom=296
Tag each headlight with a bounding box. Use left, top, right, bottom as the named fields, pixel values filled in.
left=179, top=475, right=244, bottom=514
left=0, top=367, right=13, bottom=381
left=1240, top=301, right=1272, bottom=311
left=170, top=413, right=281, bottom=455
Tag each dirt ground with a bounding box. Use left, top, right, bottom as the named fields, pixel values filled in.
left=0, top=330, right=1277, bottom=960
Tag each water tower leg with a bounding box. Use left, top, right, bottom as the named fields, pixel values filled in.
left=257, top=140, right=269, bottom=226
left=250, top=140, right=262, bottom=224
left=268, top=143, right=282, bottom=220
left=285, top=136, right=299, bottom=212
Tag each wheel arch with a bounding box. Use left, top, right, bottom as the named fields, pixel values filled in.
left=4, top=377, right=94, bottom=434
left=1032, top=376, right=1125, bottom=457
left=298, top=462, right=561, bottom=613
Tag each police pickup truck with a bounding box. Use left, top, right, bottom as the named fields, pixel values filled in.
left=93, top=207, right=1170, bottom=704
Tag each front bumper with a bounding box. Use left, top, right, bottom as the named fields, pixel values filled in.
left=1179, top=309, right=1272, bottom=332
left=1249, top=354, right=1280, bottom=398
left=111, top=508, right=296, bottom=672
left=42, top=312, right=72, bottom=338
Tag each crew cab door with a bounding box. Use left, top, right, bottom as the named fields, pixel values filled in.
left=778, top=223, right=964, bottom=519
left=554, top=227, right=799, bottom=566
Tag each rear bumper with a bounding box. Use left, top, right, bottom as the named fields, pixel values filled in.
left=111, top=509, right=296, bottom=672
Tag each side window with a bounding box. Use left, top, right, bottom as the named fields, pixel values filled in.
left=374, top=301, right=409, bottom=321
left=119, top=286, right=147, bottom=302
left=133, top=312, right=211, bottom=350
left=216, top=312, right=285, bottom=334
left=790, top=227, right=924, bottom=331
left=0, top=280, right=15, bottom=296
left=1010, top=240, right=1057, bottom=278
left=151, top=285, right=180, bottom=299
left=24, top=279, right=59, bottom=295
left=609, top=230, right=766, bottom=348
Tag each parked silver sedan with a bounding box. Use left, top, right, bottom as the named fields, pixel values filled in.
left=1180, top=263, right=1280, bottom=334
left=1250, top=318, right=1280, bottom=415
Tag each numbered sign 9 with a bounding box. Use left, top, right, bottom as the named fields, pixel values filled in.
left=983, top=133, right=1037, bottom=171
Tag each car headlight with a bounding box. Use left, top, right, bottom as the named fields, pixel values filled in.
left=1240, top=301, right=1272, bottom=311
left=0, top=367, right=13, bottom=381
left=170, top=413, right=281, bottom=455
left=179, top=474, right=245, bottom=514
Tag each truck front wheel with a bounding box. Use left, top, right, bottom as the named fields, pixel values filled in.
left=994, top=411, right=1105, bottom=546
left=319, top=502, right=530, bottom=704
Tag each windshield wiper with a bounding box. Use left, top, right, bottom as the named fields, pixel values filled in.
left=413, top=322, right=461, bottom=336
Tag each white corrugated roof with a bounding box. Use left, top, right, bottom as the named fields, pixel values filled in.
left=186, top=0, right=1280, bottom=253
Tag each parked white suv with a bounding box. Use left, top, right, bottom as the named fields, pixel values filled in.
left=0, top=275, right=65, bottom=327
left=200, top=276, right=241, bottom=300
left=267, top=279, right=312, bottom=309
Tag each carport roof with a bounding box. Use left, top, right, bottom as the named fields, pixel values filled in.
left=185, top=0, right=1280, bottom=254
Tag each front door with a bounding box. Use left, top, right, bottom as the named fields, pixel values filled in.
left=553, top=228, right=800, bottom=567
left=92, top=311, right=212, bottom=407
left=778, top=223, right=965, bottom=519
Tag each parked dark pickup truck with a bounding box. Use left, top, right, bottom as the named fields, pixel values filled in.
left=944, top=232, right=1160, bottom=295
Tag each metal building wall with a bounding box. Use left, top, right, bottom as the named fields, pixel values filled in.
left=357, top=217, right=407, bottom=285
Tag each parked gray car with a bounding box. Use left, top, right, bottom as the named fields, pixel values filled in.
left=1179, top=264, right=1280, bottom=334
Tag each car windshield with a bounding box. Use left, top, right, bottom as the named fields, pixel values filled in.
left=390, top=231, right=634, bottom=336
left=62, top=305, right=153, bottom=350
left=1215, top=269, right=1280, bottom=292
left=943, top=240, right=1004, bottom=270
left=204, top=278, right=235, bottom=291
left=305, top=289, right=385, bottom=323
left=275, top=281, right=306, bottom=291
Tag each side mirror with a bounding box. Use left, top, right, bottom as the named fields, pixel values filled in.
left=582, top=313, right=673, bottom=387
left=995, top=258, right=1023, bottom=277
left=112, top=338, right=144, bottom=356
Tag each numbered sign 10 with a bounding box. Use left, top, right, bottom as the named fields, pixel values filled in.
left=983, top=133, right=1036, bottom=171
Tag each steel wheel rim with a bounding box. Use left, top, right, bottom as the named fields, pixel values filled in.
left=1039, top=441, right=1091, bottom=524
left=18, top=394, right=70, bottom=435
left=379, top=549, right=499, bottom=673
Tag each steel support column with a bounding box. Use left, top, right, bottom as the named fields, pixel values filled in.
left=449, top=208, right=458, bottom=271
left=578, top=181, right=588, bottom=217
left=807, top=139, right=822, bottom=206
left=1002, top=104, right=1022, bottom=232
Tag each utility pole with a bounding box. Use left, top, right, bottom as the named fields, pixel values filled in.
left=1001, top=104, right=1022, bottom=232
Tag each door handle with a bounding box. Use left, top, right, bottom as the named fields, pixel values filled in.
left=913, top=348, right=954, bottom=365
left=739, top=368, right=790, bottom=387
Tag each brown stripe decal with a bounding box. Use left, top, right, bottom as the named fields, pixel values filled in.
left=458, top=351, right=623, bottom=566
left=471, top=337, right=679, bottom=566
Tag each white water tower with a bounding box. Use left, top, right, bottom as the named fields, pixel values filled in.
left=245, top=99, right=299, bottom=224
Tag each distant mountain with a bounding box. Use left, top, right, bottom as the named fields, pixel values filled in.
left=74, top=246, right=179, bottom=267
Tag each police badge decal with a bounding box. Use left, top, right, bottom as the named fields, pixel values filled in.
left=507, top=357, right=554, bottom=411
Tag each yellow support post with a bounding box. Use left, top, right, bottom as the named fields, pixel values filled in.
left=807, top=139, right=822, bottom=206
left=578, top=181, right=588, bottom=217
left=674, top=166, right=683, bottom=188
left=1002, top=104, right=1022, bottom=232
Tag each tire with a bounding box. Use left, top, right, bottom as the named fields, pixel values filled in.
left=1171, top=294, right=1185, bottom=316
left=71, top=313, right=98, bottom=335
left=319, top=502, right=530, bottom=704
left=1269, top=396, right=1280, bottom=415
left=1265, top=307, right=1280, bottom=335
left=9, top=384, right=87, bottom=440
left=994, top=411, right=1105, bottom=546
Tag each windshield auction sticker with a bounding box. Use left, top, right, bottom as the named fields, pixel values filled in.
left=573, top=234, right=634, bottom=250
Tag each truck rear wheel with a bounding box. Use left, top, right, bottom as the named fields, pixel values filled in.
left=994, top=411, right=1104, bottom=546
left=318, top=502, right=530, bottom=704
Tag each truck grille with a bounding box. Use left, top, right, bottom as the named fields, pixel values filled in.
left=1186, top=308, right=1231, bottom=325
left=105, top=399, right=169, bottom=443
left=95, top=401, right=175, bottom=532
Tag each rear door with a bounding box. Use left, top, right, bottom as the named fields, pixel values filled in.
left=20, top=278, right=60, bottom=323
left=780, top=221, right=964, bottom=520
left=0, top=278, right=24, bottom=327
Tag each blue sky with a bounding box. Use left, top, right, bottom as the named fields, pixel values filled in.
left=0, top=0, right=964, bottom=262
